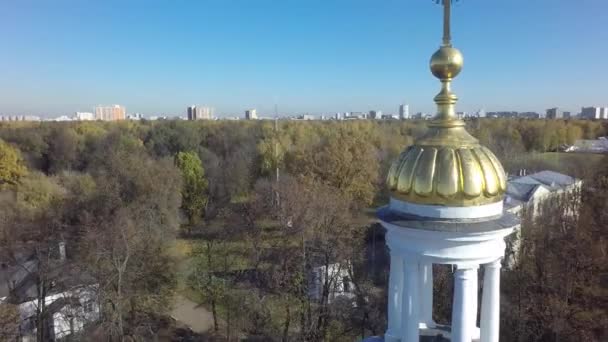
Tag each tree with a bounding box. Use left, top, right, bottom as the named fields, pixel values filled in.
left=80, top=145, right=181, bottom=340
left=175, top=151, right=208, bottom=230
left=0, top=171, right=70, bottom=342
left=253, top=175, right=365, bottom=341
left=188, top=242, right=228, bottom=333
left=502, top=185, right=608, bottom=341
left=285, top=127, right=379, bottom=206
left=0, top=138, right=27, bottom=185
left=45, top=126, right=81, bottom=174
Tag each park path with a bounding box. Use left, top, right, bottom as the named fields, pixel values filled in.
left=171, top=295, right=215, bottom=333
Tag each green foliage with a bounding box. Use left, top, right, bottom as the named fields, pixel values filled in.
left=188, top=268, right=227, bottom=307
left=45, top=127, right=81, bottom=173
left=175, top=151, right=208, bottom=226
left=0, top=138, right=28, bottom=185
left=1, top=119, right=607, bottom=341
left=15, top=172, right=65, bottom=212
left=145, top=121, right=201, bottom=157
left=285, top=125, right=380, bottom=205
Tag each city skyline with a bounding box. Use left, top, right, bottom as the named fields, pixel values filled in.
left=0, top=1, right=607, bottom=117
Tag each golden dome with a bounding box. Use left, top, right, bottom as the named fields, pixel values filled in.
left=386, top=0, right=506, bottom=208
left=387, top=130, right=507, bottom=206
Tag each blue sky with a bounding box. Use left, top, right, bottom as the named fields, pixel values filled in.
left=1, top=0, right=606, bottom=117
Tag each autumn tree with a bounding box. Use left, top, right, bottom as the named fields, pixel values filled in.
left=502, top=184, right=608, bottom=341
left=285, top=126, right=379, bottom=206
left=175, top=151, right=208, bottom=230
left=0, top=171, right=71, bottom=342
left=252, top=175, right=366, bottom=341
left=79, top=139, right=181, bottom=340
left=0, top=138, right=28, bottom=185
left=45, top=126, right=81, bottom=174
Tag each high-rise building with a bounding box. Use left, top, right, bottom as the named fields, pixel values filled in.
left=245, top=109, right=258, bottom=120
left=187, top=106, right=195, bottom=120
left=95, top=105, right=126, bottom=121
left=369, top=110, right=382, bottom=119
left=127, top=113, right=143, bottom=120
left=0, top=115, right=40, bottom=121
left=546, top=107, right=564, bottom=119
left=399, top=104, right=409, bottom=119
left=601, top=107, right=608, bottom=119
left=74, top=112, right=94, bottom=121
left=581, top=106, right=601, bottom=119
left=187, top=106, right=213, bottom=120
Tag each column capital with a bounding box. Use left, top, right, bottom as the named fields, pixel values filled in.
left=484, top=258, right=502, bottom=269
left=455, top=263, right=479, bottom=271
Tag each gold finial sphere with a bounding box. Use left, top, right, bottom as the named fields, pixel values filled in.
left=430, top=46, right=463, bottom=80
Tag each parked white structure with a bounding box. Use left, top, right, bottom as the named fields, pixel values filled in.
left=0, top=243, right=99, bottom=341
left=308, top=263, right=355, bottom=304
left=12, top=287, right=99, bottom=341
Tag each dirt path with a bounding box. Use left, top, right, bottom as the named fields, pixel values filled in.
left=171, top=295, right=215, bottom=333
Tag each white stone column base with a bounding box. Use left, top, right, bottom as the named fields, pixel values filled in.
left=418, top=322, right=437, bottom=330
left=472, top=326, right=480, bottom=340
left=383, top=331, right=400, bottom=342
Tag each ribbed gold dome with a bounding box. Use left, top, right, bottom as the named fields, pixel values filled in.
left=387, top=134, right=507, bottom=206
left=387, top=0, right=506, bottom=207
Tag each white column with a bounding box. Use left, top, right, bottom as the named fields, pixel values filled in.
left=470, top=267, right=480, bottom=340
left=451, top=265, right=479, bottom=342
left=385, top=253, right=403, bottom=342
left=480, top=259, right=502, bottom=342
left=401, top=259, right=419, bottom=342
left=418, top=261, right=435, bottom=329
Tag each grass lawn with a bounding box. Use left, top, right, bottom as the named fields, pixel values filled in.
left=535, top=152, right=606, bottom=168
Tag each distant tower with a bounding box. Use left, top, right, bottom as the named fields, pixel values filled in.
left=187, top=106, right=196, bottom=120
left=369, top=110, right=381, bottom=119
left=188, top=106, right=212, bottom=120
left=581, top=106, right=601, bottom=119
left=377, top=2, right=518, bottom=342
left=399, top=104, right=409, bottom=119
left=95, top=105, right=125, bottom=121
left=546, top=107, right=563, bottom=119
left=245, top=109, right=258, bottom=120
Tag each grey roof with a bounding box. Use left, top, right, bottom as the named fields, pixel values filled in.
left=505, top=170, right=578, bottom=203
left=528, top=170, right=576, bottom=187
left=506, top=182, right=541, bottom=202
